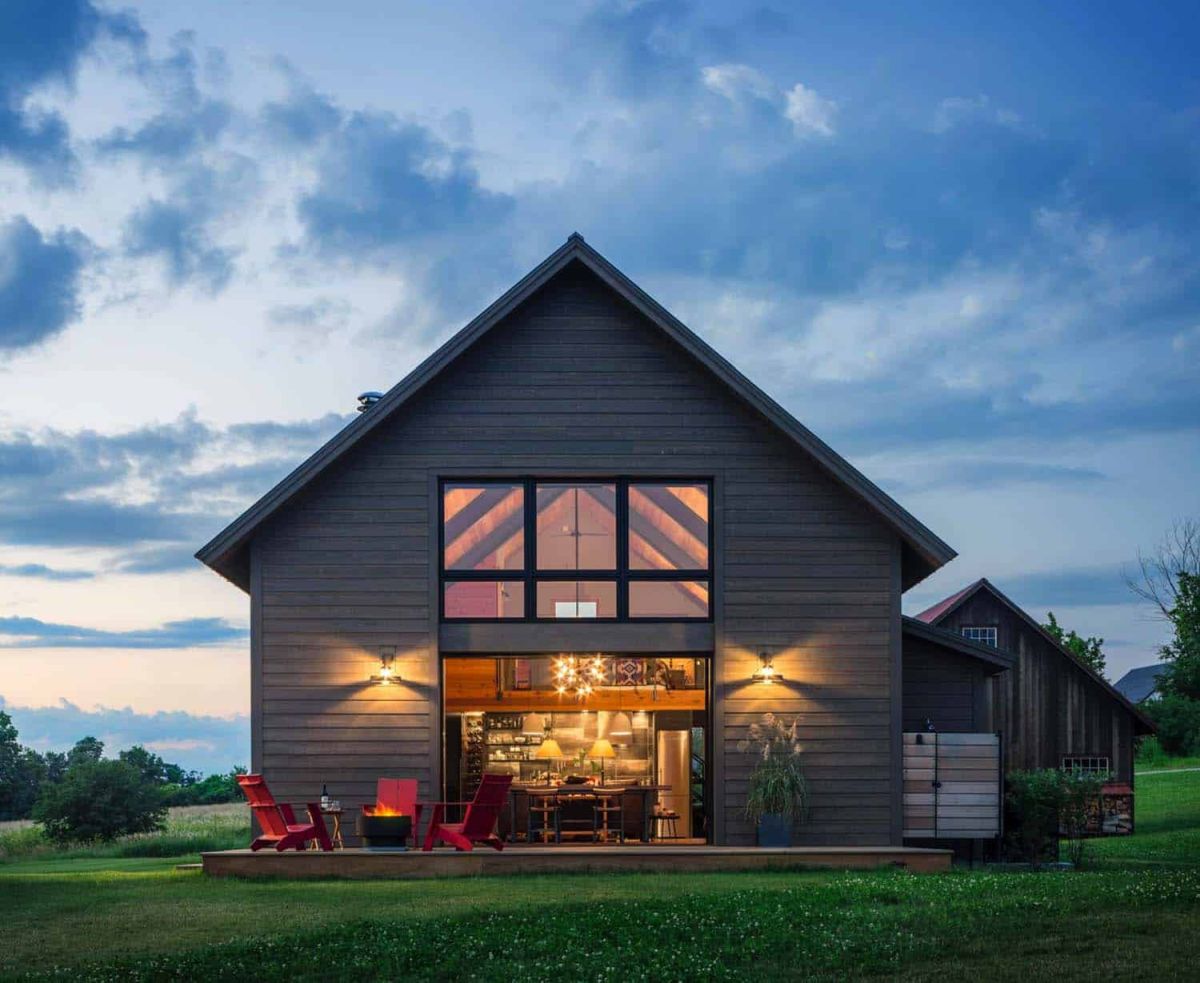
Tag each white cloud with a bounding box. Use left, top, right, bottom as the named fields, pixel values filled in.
left=701, top=64, right=836, bottom=138
left=783, top=83, right=836, bottom=137
left=931, top=94, right=1021, bottom=134
left=700, top=63, right=775, bottom=103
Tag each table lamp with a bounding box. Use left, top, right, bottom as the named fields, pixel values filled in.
left=534, top=737, right=563, bottom=784
left=587, top=738, right=616, bottom=784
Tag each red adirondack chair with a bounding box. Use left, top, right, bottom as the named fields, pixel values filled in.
left=421, top=774, right=513, bottom=852
left=362, top=778, right=422, bottom=847
left=237, top=774, right=334, bottom=852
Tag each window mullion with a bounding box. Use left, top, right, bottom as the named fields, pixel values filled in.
left=524, top=478, right=535, bottom=619
left=617, top=479, right=629, bottom=619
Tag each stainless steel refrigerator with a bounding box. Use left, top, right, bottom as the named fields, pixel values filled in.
left=655, top=730, right=692, bottom=838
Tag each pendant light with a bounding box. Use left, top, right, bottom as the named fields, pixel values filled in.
left=609, top=711, right=633, bottom=740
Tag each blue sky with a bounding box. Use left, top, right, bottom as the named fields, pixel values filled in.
left=1, top=0, right=1197, bottom=772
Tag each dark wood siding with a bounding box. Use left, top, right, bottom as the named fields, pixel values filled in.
left=936, top=592, right=1135, bottom=783
left=901, top=636, right=991, bottom=734
left=252, top=261, right=902, bottom=845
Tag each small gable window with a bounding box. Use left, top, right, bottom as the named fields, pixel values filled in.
left=962, top=626, right=998, bottom=647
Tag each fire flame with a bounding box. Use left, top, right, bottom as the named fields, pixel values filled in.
left=372, top=805, right=406, bottom=817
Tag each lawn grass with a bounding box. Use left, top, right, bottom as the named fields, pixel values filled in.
left=1, top=773, right=1197, bottom=981
left=1088, top=768, right=1200, bottom=869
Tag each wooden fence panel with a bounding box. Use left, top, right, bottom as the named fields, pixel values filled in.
left=902, top=732, right=1001, bottom=839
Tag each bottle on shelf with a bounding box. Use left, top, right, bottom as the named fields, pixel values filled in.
left=320, top=784, right=330, bottom=810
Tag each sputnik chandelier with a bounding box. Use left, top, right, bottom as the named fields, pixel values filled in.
left=553, top=655, right=607, bottom=700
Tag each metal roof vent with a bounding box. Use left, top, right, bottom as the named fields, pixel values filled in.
left=357, top=391, right=383, bottom=413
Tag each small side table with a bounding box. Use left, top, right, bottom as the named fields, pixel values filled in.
left=314, top=807, right=344, bottom=850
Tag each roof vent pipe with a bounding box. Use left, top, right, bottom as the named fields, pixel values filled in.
left=357, top=391, right=383, bottom=413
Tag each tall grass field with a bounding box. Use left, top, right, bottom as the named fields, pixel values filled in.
left=0, top=802, right=249, bottom=861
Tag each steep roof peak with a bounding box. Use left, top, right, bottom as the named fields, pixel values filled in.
left=196, top=234, right=955, bottom=590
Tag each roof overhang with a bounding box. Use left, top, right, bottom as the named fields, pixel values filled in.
left=197, top=234, right=956, bottom=592
left=901, top=615, right=1016, bottom=674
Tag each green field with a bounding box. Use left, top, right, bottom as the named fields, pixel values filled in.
left=2, top=771, right=1198, bottom=981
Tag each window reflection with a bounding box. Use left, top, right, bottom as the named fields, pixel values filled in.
left=443, top=483, right=525, bottom=571
left=536, top=484, right=617, bottom=570
left=629, top=580, right=709, bottom=618
left=628, top=484, right=709, bottom=571
left=445, top=581, right=525, bottom=619
left=536, top=581, right=618, bottom=619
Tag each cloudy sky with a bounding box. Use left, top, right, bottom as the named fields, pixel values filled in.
left=1, top=0, right=1197, bottom=772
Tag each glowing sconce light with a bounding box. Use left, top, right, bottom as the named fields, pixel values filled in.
left=371, top=646, right=398, bottom=685
left=752, top=650, right=783, bottom=685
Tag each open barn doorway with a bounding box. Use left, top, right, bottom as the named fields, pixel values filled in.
left=442, top=655, right=710, bottom=845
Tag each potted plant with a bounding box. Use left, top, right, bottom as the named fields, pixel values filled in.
left=739, top=713, right=809, bottom=846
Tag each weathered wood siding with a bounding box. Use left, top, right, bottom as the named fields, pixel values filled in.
left=935, top=594, right=1135, bottom=783
left=901, top=636, right=991, bottom=733
left=251, top=261, right=903, bottom=845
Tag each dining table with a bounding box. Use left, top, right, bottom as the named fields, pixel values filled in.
left=507, top=783, right=673, bottom=843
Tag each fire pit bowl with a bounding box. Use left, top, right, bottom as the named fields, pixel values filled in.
left=357, top=813, right=412, bottom=851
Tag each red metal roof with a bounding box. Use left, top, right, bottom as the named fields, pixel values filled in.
left=913, top=578, right=986, bottom=624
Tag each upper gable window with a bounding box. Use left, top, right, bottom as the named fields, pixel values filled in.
left=535, top=483, right=617, bottom=570
left=440, top=478, right=712, bottom=621
left=629, top=483, right=710, bottom=571
left=442, top=483, right=525, bottom=572
left=962, top=626, right=998, bottom=647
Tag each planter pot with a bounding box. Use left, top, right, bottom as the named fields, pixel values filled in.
left=357, top=814, right=413, bottom=851
left=756, top=813, right=793, bottom=847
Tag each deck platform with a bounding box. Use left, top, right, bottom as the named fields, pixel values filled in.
left=202, top=844, right=951, bottom=879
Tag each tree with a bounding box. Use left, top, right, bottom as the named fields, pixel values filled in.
left=1158, top=572, right=1200, bottom=700
left=118, top=745, right=168, bottom=785
left=33, top=759, right=167, bottom=844
left=42, top=751, right=68, bottom=784
left=1126, top=518, right=1200, bottom=619
left=67, top=736, right=104, bottom=769
left=0, top=712, right=49, bottom=821
left=0, top=711, right=26, bottom=820
left=1043, top=611, right=1107, bottom=678
left=1142, top=693, right=1200, bottom=756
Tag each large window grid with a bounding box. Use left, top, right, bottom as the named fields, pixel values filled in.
left=440, top=478, right=713, bottom=622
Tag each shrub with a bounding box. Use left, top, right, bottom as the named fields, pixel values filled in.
left=738, top=713, right=809, bottom=824
left=1135, top=735, right=1171, bottom=768
left=1058, top=769, right=1106, bottom=867
left=1142, top=695, right=1200, bottom=756
left=0, top=824, right=48, bottom=859
left=33, top=760, right=167, bottom=845
left=1005, top=770, right=1062, bottom=864
left=1005, top=768, right=1106, bottom=867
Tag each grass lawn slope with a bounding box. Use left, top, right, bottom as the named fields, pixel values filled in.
left=1, top=772, right=1197, bottom=981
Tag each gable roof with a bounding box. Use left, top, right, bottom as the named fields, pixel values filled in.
left=196, top=233, right=955, bottom=590
left=1113, top=664, right=1167, bottom=704
left=901, top=615, right=1016, bottom=673
left=916, top=577, right=1155, bottom=732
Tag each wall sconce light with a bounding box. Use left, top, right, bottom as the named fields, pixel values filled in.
left=371, top=646, right=398, bottom=685
left=752, top=650, right=783, bottom=685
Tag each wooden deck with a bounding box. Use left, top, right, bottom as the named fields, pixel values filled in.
left=202, top=844, right=951, bottom=879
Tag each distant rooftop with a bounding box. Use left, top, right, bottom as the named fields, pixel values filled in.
left=1113, top=664, right=1167, bottom=704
